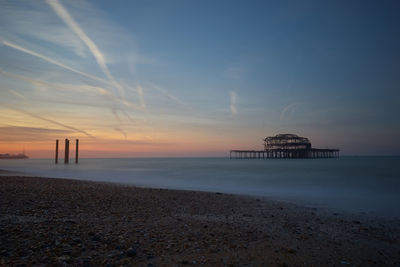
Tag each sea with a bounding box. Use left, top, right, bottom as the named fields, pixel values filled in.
left=1, top=157, right=399, bottom=218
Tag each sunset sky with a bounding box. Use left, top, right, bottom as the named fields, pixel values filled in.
left=1, top=0, right=399, bottom=158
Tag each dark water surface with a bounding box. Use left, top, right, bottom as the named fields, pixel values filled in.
left=1, top=157, right=399, bottom=217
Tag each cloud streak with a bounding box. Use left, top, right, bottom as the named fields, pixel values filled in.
left=280, top=103, right=302, bottom=121
left=46, top=0, right=125, bottom=98
left=0, top=67, right=146, bottom=112
left=4, top=105, right=95, bottom=139
left=136, top=83, right=146, bottom=109
left=1, top=40, right=110, bottom=86
left=0, top=2, right=88, bottom=58
left=114, top=127, right=127, bottom=139
left=0, top=1, right=192, bottom=150
left=230, top=91, right=238, bottom=115
left=45, top=0, right=146, bottom=139
left=0, top=125, right=72, bottom=142
left=148, top=83, right=186, bottom=106
left=7, top=89, right=26, bottom=100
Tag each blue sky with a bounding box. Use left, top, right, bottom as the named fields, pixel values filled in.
left=0, top=0, right=399, bottom=157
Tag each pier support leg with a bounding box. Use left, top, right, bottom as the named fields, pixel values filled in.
left=75, top=139, right=79, bottom=164
left=55, top=139, right=59, bottom=164
left=64, top=139, right=69, bottom=164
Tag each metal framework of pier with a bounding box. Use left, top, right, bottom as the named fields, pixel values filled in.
left=230, top=134, right=339, bottom=159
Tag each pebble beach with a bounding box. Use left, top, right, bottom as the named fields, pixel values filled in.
left=1, top=175, right=399, bottom=266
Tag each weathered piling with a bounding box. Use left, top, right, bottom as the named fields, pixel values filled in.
left=230, top=149, right=339, bottom=159
left=55, top=139, right=59, bottom=164
left=75, top=139, right=79, bottom=164
left=64, top=139, right=69, bottom=164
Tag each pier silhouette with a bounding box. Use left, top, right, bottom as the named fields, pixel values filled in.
left=230, top=134, right=339, bottom=159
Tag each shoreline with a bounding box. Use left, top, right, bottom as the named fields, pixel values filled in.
left=2, top=157, right=400, bottom=220
left=1, top=168, right=398, bottom=221
left=1, top=175, right=400, bottom=266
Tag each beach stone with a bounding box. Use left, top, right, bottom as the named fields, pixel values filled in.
left=2, top=176, right=400, bottom=267
left=125, top=247, right=136, bottom=258
left=91, top=235, right=102, bottom=242
left=107, top=250, right=124, bottom=259
left=62, top=249, right=72, bottom=255
left=0, top=249, right=9, bottom=257
left=81, top=257, right=91, bottom=266
left=57, top=255, right=70, bottom=261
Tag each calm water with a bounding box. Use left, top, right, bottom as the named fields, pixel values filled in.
left=1, top=157, right=399, bottom=218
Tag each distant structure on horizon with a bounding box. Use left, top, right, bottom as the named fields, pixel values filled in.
left=0, top=153, right=28, bottom=159
left=230, top=133, right=339, bottom=159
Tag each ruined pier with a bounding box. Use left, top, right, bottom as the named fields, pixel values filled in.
left=230, top=134, right=339, bottom=159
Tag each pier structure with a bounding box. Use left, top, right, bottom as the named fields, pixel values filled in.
left=230, top=134, right=339, bottom=159
left=55, top=139, right=79, bottom=164
left=75, top=139, right=79, bottom=164
left=55, top=139, right=59, bottom=164
left=64, top=139, right=69, bottom=164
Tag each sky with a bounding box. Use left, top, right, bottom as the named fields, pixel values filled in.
left=0, top=0, right=399, bottom=158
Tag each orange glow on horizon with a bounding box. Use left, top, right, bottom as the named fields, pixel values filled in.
left=0, top=133, right=259, bottom=158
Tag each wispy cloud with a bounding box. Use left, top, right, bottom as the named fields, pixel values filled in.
left=118, top=108, right=136, bottom=123
left=44, top=0, right=151, bottom=139
left=0, top=0, right=192, bottom=150
left=0, top=1, right=175, bottom=118
left=0, top=126, right=72, bottom=142
left=114, top=127, right=127, bottom=139
left=4, top=105, right=94, bottom=139
left=146, top=82, right=186, bottom=106
left=280, top=103, right=302, bottom=121
left=136, top=83, right=146, bottom=109
left=0, top=1, right=88, bottom=58
left=0, top=68, right=147, bottom=112
left=1, top=40, right=110, bottom=86
left=230, top=91, right=238, bottom=115
left=7, top=89, right=26, bottom=100
left=46, top=0, right=125, bottom=98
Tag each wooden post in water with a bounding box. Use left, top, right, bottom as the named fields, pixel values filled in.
left=75, top=139, right=79, bottom=164
left=55, top=139, right=59, bottom=164
left=64, top=139, right=69, bottom=164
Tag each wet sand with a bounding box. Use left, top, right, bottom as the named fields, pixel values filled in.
left=1, top=175, right=399, bottom=266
